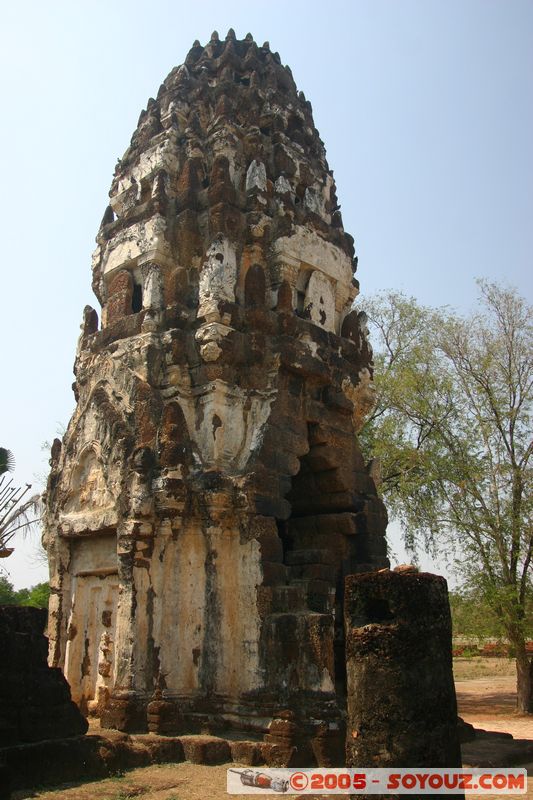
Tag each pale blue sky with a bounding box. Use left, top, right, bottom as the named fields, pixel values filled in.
left=1, top=1, right=532, bottom=587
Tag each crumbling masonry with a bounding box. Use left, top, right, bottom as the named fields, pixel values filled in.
left=44, top=31, right=393, bottom=762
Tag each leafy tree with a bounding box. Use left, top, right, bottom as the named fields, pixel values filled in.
left=20, top=581, right=50, bottom=608
left=0, top=575, right=17, bottom=604
left=359, top=281, right=533, bottom=712
left=449, top=591, right=504, bottom=641
left=0, top=576, right=50, bottom=608
left=449, top=588, right=533, bottom=641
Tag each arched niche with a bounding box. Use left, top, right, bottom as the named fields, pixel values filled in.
left=63, top=443, right=113, bottom=515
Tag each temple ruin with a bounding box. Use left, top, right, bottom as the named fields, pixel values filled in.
left=43, top=30, right=392, bottom=761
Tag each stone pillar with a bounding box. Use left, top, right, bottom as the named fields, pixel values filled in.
left=141, top=262, right=164, bottom=332
left=141, top=262, right=164, bottom=311
left=344, top=571, right=462, bottom=771
left=106, top=269, right=133, bottom=326
left=101, top=531, right=147, bottom=733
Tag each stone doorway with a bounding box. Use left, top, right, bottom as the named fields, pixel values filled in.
left=64, top=535, right=118, bottom=716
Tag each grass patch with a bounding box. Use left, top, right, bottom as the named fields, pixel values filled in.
left=102, top=787, right=147, bottom=800
left=453, top=656, right=515, bottom=681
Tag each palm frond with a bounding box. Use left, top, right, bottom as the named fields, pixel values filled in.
left=0, top=448, right=15, bottom=475
left=0, top=493, right=43, bottom=548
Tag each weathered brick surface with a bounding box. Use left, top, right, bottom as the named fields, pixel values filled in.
left=345, top=571, right=462, bottom=771
left=43, top=31, right=393, bottom=765
left=180, top=735, right=231, bottom=764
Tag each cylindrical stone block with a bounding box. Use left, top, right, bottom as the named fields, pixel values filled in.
left=345, top=571, right=462, bottom=769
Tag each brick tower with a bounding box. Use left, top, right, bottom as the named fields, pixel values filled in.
left=44, top=31, right=388, bottom=762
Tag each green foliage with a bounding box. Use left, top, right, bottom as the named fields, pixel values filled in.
left=0, top=576, right=50, bottom=608
left=20, top=581, right=50, bottom=608
left=450, top=589, right=533, bottom=641
left=449, top=590, right=505, bottom=640
left=0, top=575, right=16, bottom=604
left=359, top=281, right=533, bottom=708
left=360, top=283, right=532, bottom=596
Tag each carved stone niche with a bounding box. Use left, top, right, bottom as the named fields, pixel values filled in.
left=58, top=442, right=119, bottom=541
left=63, top=445, right=114, bottom=517
left=293, top=265, right=336, bottom=332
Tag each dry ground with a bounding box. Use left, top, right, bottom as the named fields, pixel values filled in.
left=453, top=657, right=516, bottom=682
left=455, top=658, right=533, bottom=742
left=12, top=659, right=533, bottom=800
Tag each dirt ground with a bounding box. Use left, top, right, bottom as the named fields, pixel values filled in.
left=453, top=655, right=523, bottom=738
left=12, top=659, right=533, bottom=800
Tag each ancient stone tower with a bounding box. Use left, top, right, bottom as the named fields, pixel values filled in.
left=44, top=31, right=389, bottom=759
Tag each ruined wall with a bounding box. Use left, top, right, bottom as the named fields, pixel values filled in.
left=0, top=606, right=87, bottom=746
left=43, top=31, right=389, bottom=752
